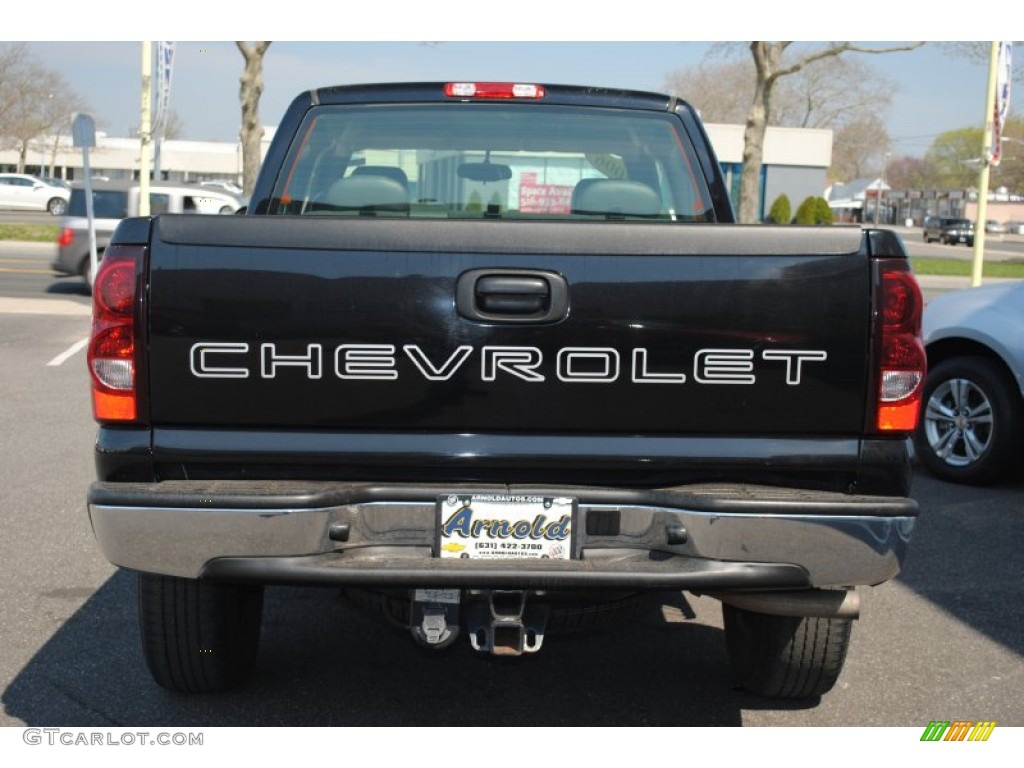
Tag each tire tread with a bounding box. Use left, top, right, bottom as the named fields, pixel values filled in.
left=138, top=573, right=263, bottom=693
left=724, top=604, right=852, bottom=699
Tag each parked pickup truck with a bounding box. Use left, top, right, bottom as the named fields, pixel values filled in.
left=86, top=82, right=925, bottom=699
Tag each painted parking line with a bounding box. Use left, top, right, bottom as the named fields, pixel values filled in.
left=47, top=338, right=89, bottom=367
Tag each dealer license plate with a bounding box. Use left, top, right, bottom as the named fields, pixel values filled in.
left=436, top=494, right=576, bottom=560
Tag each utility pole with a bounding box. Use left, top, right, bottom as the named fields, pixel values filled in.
left=971, top=42, right=1002, bottom=287
left=139, top=41, right=153, bottom=216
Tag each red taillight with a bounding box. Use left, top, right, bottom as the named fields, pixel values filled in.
left=57, top=227, right=74, bottom=247
left=444, top=82, right=546, bottom=99
left=873, top=261, right=926, bottom=432
left=88, top=245, right=145, bottom=423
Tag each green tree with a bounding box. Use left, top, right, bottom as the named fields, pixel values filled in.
left=925, top=127, right=984, bottom=190
left=767, top=193, right=791, bottom=224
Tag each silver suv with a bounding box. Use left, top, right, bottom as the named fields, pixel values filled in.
left=52, top=181, right=242, bottom=285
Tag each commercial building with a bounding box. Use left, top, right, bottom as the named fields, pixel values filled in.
left=828, top=179, right=1024, bottom=227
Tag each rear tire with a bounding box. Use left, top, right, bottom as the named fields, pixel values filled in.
left=723, top=604, right=852, bottom=699
left=138, top=573, right=264, bottom=693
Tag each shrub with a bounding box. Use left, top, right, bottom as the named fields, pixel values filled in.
left=814, top=196, right=834, bottom=225
left=794, top=196, right=817, bottom=225
left=794, top=196, right=834, bottom=225
left=767, top=194, right=792, bottom=224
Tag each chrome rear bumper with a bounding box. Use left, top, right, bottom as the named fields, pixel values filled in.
left=88, top=482, right=916, bottom=589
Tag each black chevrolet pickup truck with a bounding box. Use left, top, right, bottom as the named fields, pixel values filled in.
left=86, top=82, right=925, bottom=698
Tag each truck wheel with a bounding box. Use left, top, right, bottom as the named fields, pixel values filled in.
left=138, top=573, right=263, bottom=693
left=723, top=604, right=852, bottom=699
left=914, top=356, right=1021, bottom=485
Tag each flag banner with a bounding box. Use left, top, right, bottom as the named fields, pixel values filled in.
left=992, top=42, right=1012, bottom=166
left=153, top=41, right=176, bottom=140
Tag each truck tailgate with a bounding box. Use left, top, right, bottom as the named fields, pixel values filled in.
left=146, top=215, right=869, bottom=436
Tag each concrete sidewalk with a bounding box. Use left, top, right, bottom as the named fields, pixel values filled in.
left=0, top=240, right=56, bottom=255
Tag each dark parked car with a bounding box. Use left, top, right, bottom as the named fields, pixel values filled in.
left=923, top=216, right=975, bottom=246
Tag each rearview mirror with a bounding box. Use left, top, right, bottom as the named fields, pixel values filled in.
left=457, top=163, right=512, bottom=183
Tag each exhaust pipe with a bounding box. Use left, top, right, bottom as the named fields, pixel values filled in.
left=710, top=589, right=860, bottom=620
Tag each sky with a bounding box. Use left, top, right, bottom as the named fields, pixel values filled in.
left=7, top=5, right=1022, bottom=160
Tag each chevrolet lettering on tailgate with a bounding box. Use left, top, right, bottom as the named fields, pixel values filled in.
left=190, top=342, right=829, bottom=386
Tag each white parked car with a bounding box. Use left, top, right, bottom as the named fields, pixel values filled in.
left=914, top=281, right=1024, bottom=484
left=199, top=179, right=244, bottom=196
left=0, top=173, right=71, bottom=215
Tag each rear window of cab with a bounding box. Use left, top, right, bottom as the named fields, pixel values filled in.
left=268, top=103, right=716, bottom=223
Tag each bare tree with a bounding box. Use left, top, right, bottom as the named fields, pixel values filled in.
left=0, top=43, right=31, bottom=142
left=940, top=42, right=1023, bottom=83
left=885, top=155, right=936, bottom=191
left=0, top=43, right=90, bottom=173
left=782, top=57, right=896, bottom=131
left=664, top=59, right=755, bottom=124
left=734, top=42, right=923, bottom=223
left=161, top=109, right=186, bottom=141
left=829, top=116, right=892, bottom=183
left=236, top=42, right=271, bottom=197
left=666, top=55, right=895, bottom=132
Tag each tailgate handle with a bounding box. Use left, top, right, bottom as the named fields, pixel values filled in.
left=457, top=269, right=568, bottom=324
